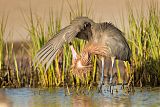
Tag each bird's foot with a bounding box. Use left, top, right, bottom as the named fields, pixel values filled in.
left=98, top=84, right=102, bottom=93
left=98, top=82, right=104, bottom=93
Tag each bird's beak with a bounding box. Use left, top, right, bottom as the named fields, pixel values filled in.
left=70, top=45, right=78, bottom=60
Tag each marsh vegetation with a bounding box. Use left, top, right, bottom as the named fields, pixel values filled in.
left=0, top=0, right=160, bottom=88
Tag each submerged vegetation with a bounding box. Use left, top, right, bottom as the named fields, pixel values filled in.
left=0, top=0, right=160, bottom=88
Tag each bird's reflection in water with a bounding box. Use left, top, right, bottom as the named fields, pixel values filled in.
left=72, top=92, right=131, bottom=107
left=72, top=95, right=93, bottom=107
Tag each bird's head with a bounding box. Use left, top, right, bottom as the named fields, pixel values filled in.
left=70, top=45, right=92, bottom=79
left=71, top=17, right=94, bottom=27
left=70, top=42, right=110, bottom=79
left=71, top=17, right=94, bottom=41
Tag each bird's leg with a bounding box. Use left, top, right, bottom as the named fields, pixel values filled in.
left=98, top=57, right=105, bottom=93
left=110, top=57, right=115, bottom=84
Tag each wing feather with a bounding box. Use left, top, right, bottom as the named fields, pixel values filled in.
left=33, top=17, right=94, bottom=71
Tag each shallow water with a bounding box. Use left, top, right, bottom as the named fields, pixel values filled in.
left=0, top=87, right=160, bottom=107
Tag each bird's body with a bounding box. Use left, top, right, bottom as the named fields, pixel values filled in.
left=88, top=22, right=131, bottom=62
left=34, top=17, right=131, bottom=92
left=71, top=42, right=130, bottom=83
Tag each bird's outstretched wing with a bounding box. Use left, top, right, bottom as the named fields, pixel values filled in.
left=33, top=17, right=94, bottom=71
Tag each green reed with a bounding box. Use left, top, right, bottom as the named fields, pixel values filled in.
left=23, top=8, right=62, bottom=87
left=0, top=15, right=25, bottom=88
left=1, top=0, right=159, bottom=88
left=0, top=16, right=7, bottom=70
left=24, top=0, right=96, bottom=87
left=127, top=2, right=160, bottom=86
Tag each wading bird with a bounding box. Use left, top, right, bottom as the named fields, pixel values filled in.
left=34, top=17, right=131, bottom=91
left=70, top=43, right=130, bottom=87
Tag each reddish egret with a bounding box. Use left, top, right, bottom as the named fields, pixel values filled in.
left=34, top=17, right=131, bottom=91
left=70, top=42, right=130, bottom=90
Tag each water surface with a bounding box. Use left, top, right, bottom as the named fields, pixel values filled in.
left=0, top=87, right=160, bottom=107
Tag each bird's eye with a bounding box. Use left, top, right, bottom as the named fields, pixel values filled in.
left=84, top=22, right=91, bottom=28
